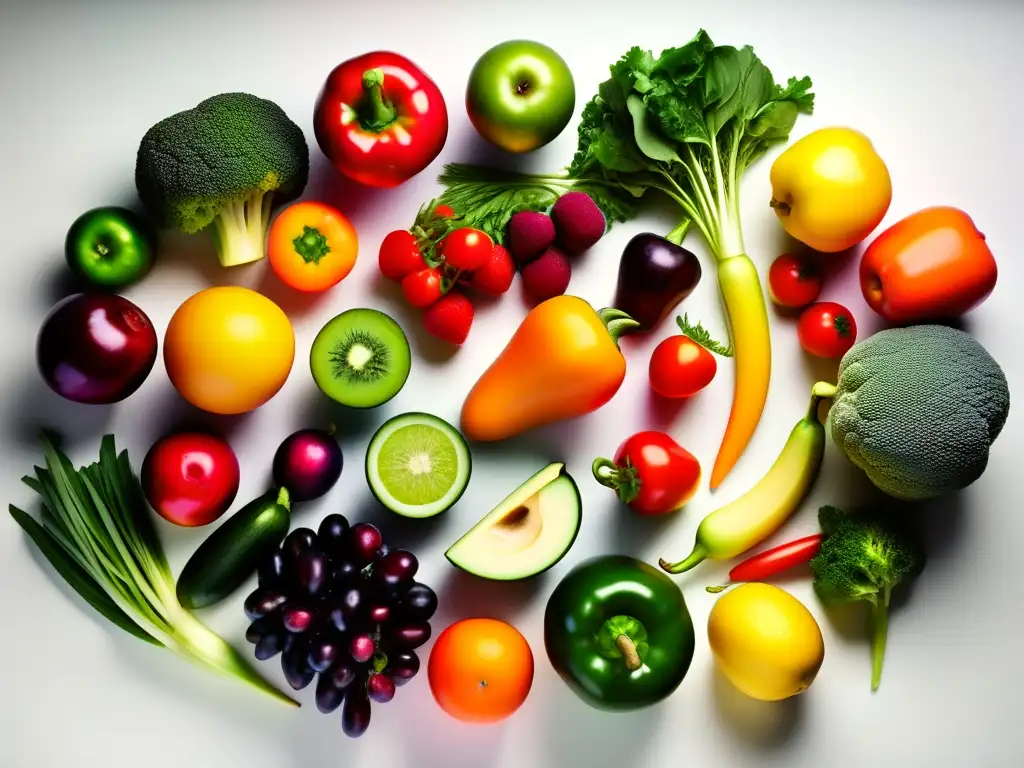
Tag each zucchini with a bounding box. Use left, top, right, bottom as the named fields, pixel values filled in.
left=176, top=488, right=291, bottom=609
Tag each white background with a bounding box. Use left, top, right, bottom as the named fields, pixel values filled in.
left=1, top=1, right=1021, bottom=765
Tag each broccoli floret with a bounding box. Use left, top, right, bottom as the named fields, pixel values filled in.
left=829, top=324, right=1009, bottom=500
left=810, top=505, right=925, bottom=691
left=135, top=92, right=309, bottom=267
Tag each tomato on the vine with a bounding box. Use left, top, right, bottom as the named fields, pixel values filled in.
left=768, top=253, right=822, bottom=308
left=441, top=228, right=493, bottom=271
left=797, top=301, right=857, bottom=358
left=433, top=204, right=456, bottom=218
left=592, top=431, right=701, bottom=516
left=649, top=336, right=717, bottom=398
left=401, top=267, right=444, bottom=308
left=379, top=230, right=425, bottom=282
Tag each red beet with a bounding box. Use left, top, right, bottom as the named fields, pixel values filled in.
left=552, top=192, right=606, bottom=254
left=507, top=211, right=555, bottom=265
left=521, top=247, right=571, bottom=301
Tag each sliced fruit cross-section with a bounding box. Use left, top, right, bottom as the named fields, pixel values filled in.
left=446, top=463, right=581, bottom=581
left=366, top=413, right=472, bottom=519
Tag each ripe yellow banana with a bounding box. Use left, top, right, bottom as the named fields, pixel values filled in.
left=659, top=382, right=837, bottom=575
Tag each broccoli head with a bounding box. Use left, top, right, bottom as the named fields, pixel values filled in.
left=829, top=324, right=1009, bottom=501
left=811, top=505, right=924, bottom=691
left=135, top=92, right=309, bottom=267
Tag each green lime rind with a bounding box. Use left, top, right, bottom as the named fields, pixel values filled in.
left=365, top=413, right=472, bottom=518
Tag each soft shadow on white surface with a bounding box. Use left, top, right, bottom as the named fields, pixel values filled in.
left=711, top=665, right=804, bottom=751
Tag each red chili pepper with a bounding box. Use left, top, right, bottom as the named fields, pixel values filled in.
left=706, top=534, right=824, bottom=593
left=313, top=51, right=448, bottom=189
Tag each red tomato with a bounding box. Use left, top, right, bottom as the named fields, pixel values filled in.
left=379, top=230, right=425, bottom=282
left=768, top=253, right=822, bottom=308
left=141, top=433, right=240, bottom=527
left=441, top=228, right=492, bottom=271
left=798, top=301, right=857, bottom=358
left=402, top=267, right=444, bottom=308
left=592, top=431, right=701, bottom=516
left=433, top=204, right=456, bottom=218
left=648, top=336, right=717, bottom=398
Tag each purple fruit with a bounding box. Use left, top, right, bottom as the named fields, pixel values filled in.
left=367, top=673, right=396, bottom=703
left=282, top=605, right=315, bottom=633
left=386, top=651, right=420, bottom=686
left=350, top=633, right=376, bottom=663
left=342, top=685, right=371, bottom=738
left=37, top=293, right=158, bottom=404
left=507, top=210, right=555, bottom=265
left=369, top=604, right=391, bottom=624
left=551, top=192, right=606, bottom=254
left=613, top=233, right=702, bottom=332
left=348, top=523, right=382, bottom=564
left=272, top=429, right=343, bottom=502
left=386, top=621, right=431, bottom=649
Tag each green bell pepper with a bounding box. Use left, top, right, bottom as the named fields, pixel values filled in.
left=544, top=555, right=694, bottom=710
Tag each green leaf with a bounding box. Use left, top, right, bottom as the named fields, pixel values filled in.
left=627, top=95, right=681, bottom=164
left=9, top=505, right=161, bottom=647
left=676, top=314, right=734, bottom=357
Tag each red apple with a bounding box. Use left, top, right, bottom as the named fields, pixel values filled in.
left=141, top=433, right=240, bottom=527
left=36, top=293, right=158, bottom=404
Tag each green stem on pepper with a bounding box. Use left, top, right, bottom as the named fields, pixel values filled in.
left=359, top=69, right=397, bottom=132
left=592, top=457, right=641, bottom=505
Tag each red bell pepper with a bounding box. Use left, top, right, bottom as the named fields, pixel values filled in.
left=313, top=51, right=448, bottom=189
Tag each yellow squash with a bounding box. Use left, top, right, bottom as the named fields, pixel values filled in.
left=460, top=296, right=638, bottom=442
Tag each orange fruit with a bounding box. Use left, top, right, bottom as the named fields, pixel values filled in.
left=427, top=618, right=534, bottom=723
left=163, top=286, right=294, bottom=415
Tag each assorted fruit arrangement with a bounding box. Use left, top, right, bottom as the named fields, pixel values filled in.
left=9, top=27, right=1012, bottom=744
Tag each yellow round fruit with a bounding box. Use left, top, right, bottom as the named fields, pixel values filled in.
left=707, top=583, right=824, bottom=701
left=769, top=126, right=892, bottom=253
left=163, top=286, right=294, bottom=415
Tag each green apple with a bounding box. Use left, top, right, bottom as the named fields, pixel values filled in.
left=466, top=40, right=575, bottom=153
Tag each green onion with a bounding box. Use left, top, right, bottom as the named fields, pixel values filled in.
left=9, top=432, right=297, bottom=707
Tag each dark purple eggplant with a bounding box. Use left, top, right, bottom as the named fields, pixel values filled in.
left=613, top=233, right=702, bottom=332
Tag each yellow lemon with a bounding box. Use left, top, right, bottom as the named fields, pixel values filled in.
left=164, top=286, right=294, bottom=415
left=707, top=583, right=824, bottom=701
left=770, top=127, right=892, bottom=253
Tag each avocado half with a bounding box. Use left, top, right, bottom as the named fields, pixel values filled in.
left=445, top=462, right=582, bottom=581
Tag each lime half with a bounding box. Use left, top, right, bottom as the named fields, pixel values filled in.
left=366, top=413, right=472, bottom=518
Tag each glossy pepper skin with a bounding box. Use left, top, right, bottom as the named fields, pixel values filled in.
left=859, top=206, right=997, bottom=324
left=313, top=51, right=448, bottom=188
left=544, top=555, right=695, bottom=711
left=460, top=296, right=639, bottom=442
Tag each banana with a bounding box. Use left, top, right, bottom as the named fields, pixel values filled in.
left=659, top=382, right=837, bottom=575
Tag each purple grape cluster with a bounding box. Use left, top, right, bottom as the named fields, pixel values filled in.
left=243, top=514, right=437, bottom=737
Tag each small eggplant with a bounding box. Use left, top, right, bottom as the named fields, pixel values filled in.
left=614, top=233, right=702, bottom=332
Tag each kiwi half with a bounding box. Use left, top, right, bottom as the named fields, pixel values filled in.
left=310, top=308, right=411, bottom=408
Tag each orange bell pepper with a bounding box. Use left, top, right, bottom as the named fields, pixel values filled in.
left=860, top=206, right=998, bottom=324
left=460, top=296, right=639, bottom=442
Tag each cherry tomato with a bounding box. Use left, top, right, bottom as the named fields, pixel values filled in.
left=768, top=252, right=822, bottom=308
left=592, top=431, right=701, bottom=516
left=797, top=301, right=857, bottom=358
left=401, top=267, right=444, bottom=308
left=379, top=230, right=425, bottom=282
left=268, top=201, right=358, bottom=292
left=648, top=336, right=717, bottom=398
left=441, top=228, right=492, bottom=271
left=428, top=618, right=534, bottom=723
left=433, top=204, right=456, bottom=218
left=141, top=433, right=240, bottom=527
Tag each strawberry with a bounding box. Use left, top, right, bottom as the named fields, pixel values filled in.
left=423, top=290, right=474, bottom=345
left=468, top=244, right=515, bottom=296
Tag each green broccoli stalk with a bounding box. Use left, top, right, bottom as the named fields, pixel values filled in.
left=135, top=92, right=309, bottom=268
left=810, top=505, right=925, bottom=692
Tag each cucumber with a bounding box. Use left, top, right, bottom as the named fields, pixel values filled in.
left=176, top=488, right=291, bottom=609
